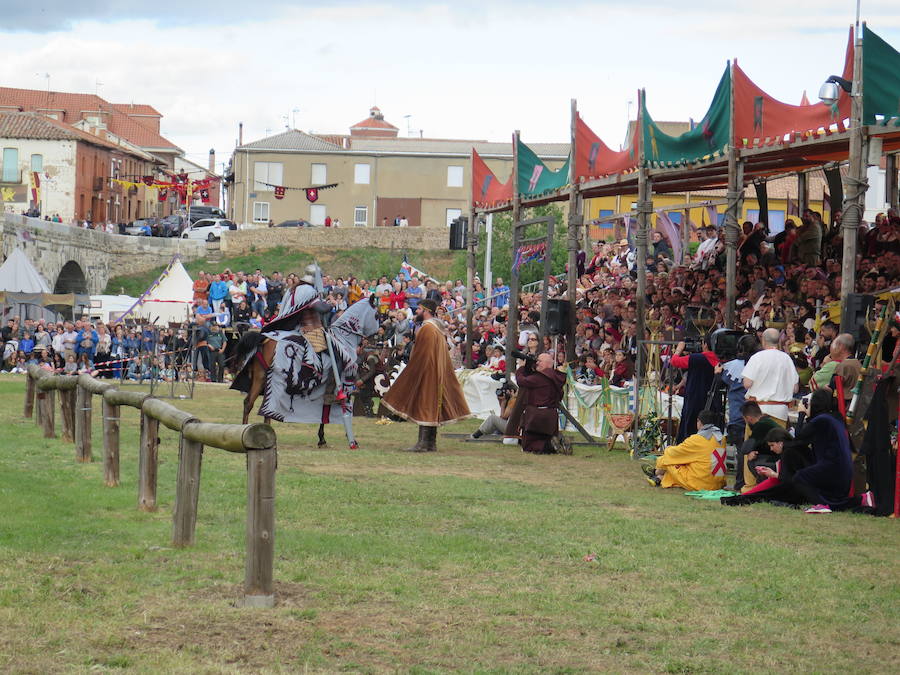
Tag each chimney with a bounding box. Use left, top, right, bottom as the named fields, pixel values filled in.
left=208, top=148, right=215, bottom=173
left=238, top=122, right=243, bottom=146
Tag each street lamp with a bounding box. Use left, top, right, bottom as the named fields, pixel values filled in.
left=817, top=75, right=852, bottom=106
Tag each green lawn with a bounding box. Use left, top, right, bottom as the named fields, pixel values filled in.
left=105, top=246, right=466, bottom=296
left=0, top=374, right=897, bottom=673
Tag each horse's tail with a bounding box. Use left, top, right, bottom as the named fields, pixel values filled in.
left=229, top=331, right=266, bottom=393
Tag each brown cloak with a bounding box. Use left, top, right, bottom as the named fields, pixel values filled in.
left=381, top=318, right=470, bottom=426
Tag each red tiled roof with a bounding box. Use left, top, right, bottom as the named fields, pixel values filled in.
left=351, top=116, right=398, bottom=130
left=0, top=111, right=153, bottom=159
left=0, top=86, right=179, bottom=151
left=112, top=103, right=161, bottom=117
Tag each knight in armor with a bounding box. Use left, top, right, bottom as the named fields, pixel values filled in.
left=353, top=341, right=386, bottom=417
left=381, top=299, right=470, bottom=452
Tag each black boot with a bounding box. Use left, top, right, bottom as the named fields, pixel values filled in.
left=403, top=425, right=428, bottom=452
left=423, top=426, right=438, bottom=452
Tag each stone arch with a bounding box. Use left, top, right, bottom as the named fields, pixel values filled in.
left=54, top=260, right=89, bottom=295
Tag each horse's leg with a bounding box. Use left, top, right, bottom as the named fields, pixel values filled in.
left=242, top=361, right=263, bottom=424
left=317, top=423, right=327, bottom=448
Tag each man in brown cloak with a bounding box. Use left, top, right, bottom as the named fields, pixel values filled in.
left=381, top=299, right=470, bottom=451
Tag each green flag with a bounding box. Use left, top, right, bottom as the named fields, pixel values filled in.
left=642, top=65, right=732, bottom=166
left=517, top=139, right=570, bottom=197
left=862, top=25, right=900, bottom=125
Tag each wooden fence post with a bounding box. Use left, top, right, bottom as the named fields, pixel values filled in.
left=138, top=413, right=160, bottom=512
left=40, top=388, right=56, bottom=438
left=102, top=398, right=120, bottom=487
left=243, top=445, right=276, bottom=607
left=74, top=384, right=92, bottom=462
left=172, top=430, right=204, bottom=548
left=60, top=388, right=76, bottom=443
left=24, top=373, right=35, bottom=419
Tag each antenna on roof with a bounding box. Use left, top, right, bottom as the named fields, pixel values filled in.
left=35, top=73, right=50, bottom=97
left=95, top=79, right=103, bottom=98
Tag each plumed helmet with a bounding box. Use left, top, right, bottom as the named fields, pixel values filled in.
left=300, top=263, right=320, bottom=286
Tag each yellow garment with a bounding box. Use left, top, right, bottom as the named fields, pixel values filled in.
left=656, top=432, right=727, bottom=491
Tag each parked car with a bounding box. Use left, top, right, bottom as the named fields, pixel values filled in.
left=181, top=218, right=237, bottom=241
left=160, top=214, right=188, bottom=237
left=124, top=219, right=153, bottom=236
left=275, top=219, right=314, bottom=228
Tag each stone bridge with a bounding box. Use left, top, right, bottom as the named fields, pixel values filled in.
left=1, top=213, right=205, bottom=295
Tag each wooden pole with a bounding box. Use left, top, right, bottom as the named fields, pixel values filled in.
left=465, top=203, right=476, bottom=368
left=505, top=130, right=522, bottom=377
left=74, top=384, right=92, bottom=463
left=841, top=23, right=866, bottom=328
left=138, top=413, right=160, bottom=512
left=24, top=372, right=35, bottom=419
left=797, top=171, right=809, bottom=215
left=635, top=166, right=651, bottom=361
left=566, top=98, right=581, bottom=363
left=724, top=146, right=744, bottom=328
left=243, top=445, right=277, bottom=607
left=538, top=218, right=555, bottom=346
left=40, top=388, right=56, bottom=439
left=60, top=388, right=75, bottom=443
left=102, top=398, right=120, bottom=487
left=172, top=431, right=203, bottom=547
left=682, top=191, right=692, bottom=266
left=886, top=153, right=899, bottom=211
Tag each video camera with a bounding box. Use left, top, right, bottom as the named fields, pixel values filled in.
left=511, top=349, right=537, bottom=365
left=707, top=328, right=747, bottom=363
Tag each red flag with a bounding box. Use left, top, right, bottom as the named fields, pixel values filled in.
left=158, top=188, right=168, bottom=203
left=274, top=186, right=285, bottom=200
left=305, top=187, right=318, bottom=203
left=200, top=188, right=210, bottom=204
left=142, top=175, right=154, bottom=186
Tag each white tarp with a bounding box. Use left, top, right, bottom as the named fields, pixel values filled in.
left=456, top=369, right=503, bottom=419
left=117, top=256, right=194, bottom=325
left=90, top=294, right=139, bottom=324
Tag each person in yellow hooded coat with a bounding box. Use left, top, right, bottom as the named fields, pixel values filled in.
left=647, top=410, right=728, bottom=491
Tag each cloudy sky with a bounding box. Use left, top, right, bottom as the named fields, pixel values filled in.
left=2, top=1, right=898, bottom=172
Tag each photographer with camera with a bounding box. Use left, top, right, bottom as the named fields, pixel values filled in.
left=511, top=349, right=568, bottom=454
left=470, top=380, right=518, bottom=440
left=669, top=336, right=720, bottom=443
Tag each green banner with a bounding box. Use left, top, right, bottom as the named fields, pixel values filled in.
left=641, top=65, right=732, bottom=167
left=862, top=25, right=900, bottom=126
left=517, top=139, right=570, bottom=197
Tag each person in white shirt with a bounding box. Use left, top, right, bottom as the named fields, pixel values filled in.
left=741, top=328, right=798, bottom=424
left=694, top=226, right=718, bottom=266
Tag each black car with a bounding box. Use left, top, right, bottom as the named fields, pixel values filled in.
left=160, top=214, right=188, bottom=237
left=184, top=206, right=226, bottom=224
left=275, top=219, right=314, bottom=228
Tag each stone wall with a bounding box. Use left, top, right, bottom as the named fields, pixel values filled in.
left=1, top=213, right=205, bottom=294
left=220, top=225, right=450, bottom=256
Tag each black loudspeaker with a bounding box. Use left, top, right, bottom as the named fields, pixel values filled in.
left=841, top=293, right=874, bottom=343
left=449, top=217, right=468, bottom=250
left=546, top=298, right=570, bottom=336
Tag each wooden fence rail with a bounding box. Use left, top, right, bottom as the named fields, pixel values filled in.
left=24, top=365, right=278, bottom=608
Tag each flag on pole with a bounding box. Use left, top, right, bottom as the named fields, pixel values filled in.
left=655, top=210, right=683, bottom=262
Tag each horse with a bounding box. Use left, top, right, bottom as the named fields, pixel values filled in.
left=233, top=295, right=379, bottom=447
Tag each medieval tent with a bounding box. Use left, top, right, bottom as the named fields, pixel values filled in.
left=117, top=256, right=195, bottom=325
left=0, top=248, right=59, bottom=322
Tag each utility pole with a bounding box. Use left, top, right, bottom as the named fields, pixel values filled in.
left=566, top=98, right=581, bottom=363
left=465, top=204, right=477, bottom=368
left=840, top=22, right=867, bottom=328
left=505, top=131, right=521, bottom=377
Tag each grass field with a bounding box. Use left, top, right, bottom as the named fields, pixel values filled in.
left=1, top=374, right=898, bottom=673
left=105, top=246, right=466, bottom=297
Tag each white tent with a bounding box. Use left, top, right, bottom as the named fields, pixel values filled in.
left=89, top=294, right=139, bottom=324
left=0, top=248, right=50, bottom=293
left=0, top=247, right=57, bottom=321
left=117, top=256, right=195, bottom=325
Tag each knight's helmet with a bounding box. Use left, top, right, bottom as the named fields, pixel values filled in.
left=301, top=263, right=324, bottom=293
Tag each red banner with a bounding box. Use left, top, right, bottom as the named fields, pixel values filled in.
left=574, top=112, right=638, bottom=182
left=274, top=186, right=285, bottom=200
left=305, top=188, right=318, bottom=203
left=471, top=149, right=513, bottom=208
left=733, top=28, right=853, bottom=147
